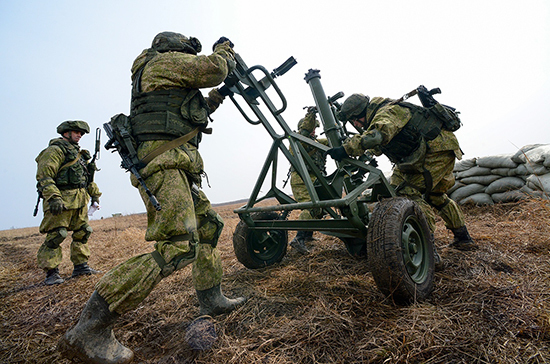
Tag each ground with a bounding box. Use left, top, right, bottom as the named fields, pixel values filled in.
left=0, top=199, right=549, bottom=364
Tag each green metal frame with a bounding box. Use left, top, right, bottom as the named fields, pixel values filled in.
left=221, top=54, right=396, bottom=240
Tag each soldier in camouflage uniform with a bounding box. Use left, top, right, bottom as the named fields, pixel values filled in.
left=289, top=108, right=328, bottom=254
left=327, top=93, right=477, bottom=255
left=35, top=120, right=102, bottom=286
left=59, top=33, right=245, bottom=364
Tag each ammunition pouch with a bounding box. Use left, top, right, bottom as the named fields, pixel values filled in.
left=429, top=103, right=462, bottom=132
left=130, top=89, right=208, bottom=147
left=396, top=138, right=427, bottom=173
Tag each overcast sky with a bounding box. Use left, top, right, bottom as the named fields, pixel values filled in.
left=1, top=0, right=549, bottom=230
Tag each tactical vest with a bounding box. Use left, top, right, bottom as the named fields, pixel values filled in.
left=51, top=139, right=90, bottom=190
left=290, top=135, right=327, bottom=175
left=129, top=52, right=209, bottom=147
left=367, top=100, right=443, bottom=164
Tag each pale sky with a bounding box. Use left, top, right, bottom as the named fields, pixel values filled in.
left=1, top=0, right=549, bottom=230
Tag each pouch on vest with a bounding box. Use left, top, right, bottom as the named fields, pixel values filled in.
left=428, top=103, right=461, bottom=132
left=180, top=90, right=209, bottom=127
left=396, top=138, right=427, bottom=174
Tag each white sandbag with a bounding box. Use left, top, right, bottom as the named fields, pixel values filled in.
left=447, top=181, right=465, bottom=195
left=454, top=158, right=477, bottom=172
left=491, top=168, right=513, bottom=177
left=460, top=175, right=502, bottom=185
left=485, top=177, right=525, bottom=195
left=511, top=144, right=544, bottom=164
left=450, top=183, right=486, bottom=203
left=455, top=166, right=492, bottom=180
left=459, top=193, right=494, bottom=206
left=476, top=154, right=517, bottom=169
left=491, top=190, right=529, bottom=203
left=525, top=173, right=550, bottom=192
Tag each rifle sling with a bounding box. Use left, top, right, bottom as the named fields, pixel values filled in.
left=140, top=127, right=205, bottom=165
left=59, top=152, right=82, bottom=171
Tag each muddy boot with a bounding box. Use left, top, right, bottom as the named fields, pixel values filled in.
left=303, top=230, right=317, bottom=243
left=433, top=246, right=444, bottom=272
left=72, top=263, right=102, bottom=278
left=45, top=268, right=64, bottom=286
left=290, top=231, right=310, bottom=254
left=58, top=290, right=134, bottom=364
left=196, top=284, right=246, bottom=316
left=449, top=226, right=478, bottom=251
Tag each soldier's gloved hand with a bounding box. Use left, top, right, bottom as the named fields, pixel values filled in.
left=306, top=106, right=317, bottom=114
left=49, top=197, right=65, bottom=215
left=212, top=37, right=234, bottom=51
left=327, top=146, right=348, bottom=162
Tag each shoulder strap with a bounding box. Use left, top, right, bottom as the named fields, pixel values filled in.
left=140, top=127, right=206, bottom=165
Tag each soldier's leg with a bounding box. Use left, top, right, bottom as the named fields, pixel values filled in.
left=192, top=189, right=246, bottom=315
left=38, top=227, right=67, bottom=285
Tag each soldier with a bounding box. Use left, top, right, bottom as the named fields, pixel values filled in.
left=58, top=32, right=245, bottom=364
left=327, top=93, right=477, bottom=254
left=35, top=120, right=102, bottom=286
left=289, top=108, right=328, bottom=254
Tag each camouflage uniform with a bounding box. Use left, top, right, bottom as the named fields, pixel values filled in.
left=342, top=97, right=465, bottom=233
left=95, top=38, right=235, bottom=314
left=290, top=111, right=328, bottom=220
left=36, top=133, right=101, bottom=272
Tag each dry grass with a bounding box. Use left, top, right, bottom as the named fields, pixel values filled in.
left=1, top=199, right=549, bottom=363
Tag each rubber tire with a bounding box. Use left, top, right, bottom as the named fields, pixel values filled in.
left=367, top=197, right=434, bottom=303
left=233, top=212, right=288, bottom=269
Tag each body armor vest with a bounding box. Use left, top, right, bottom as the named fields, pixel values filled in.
left=129, top=53, right=209, bottom=147
left=368, top=101, right=443, bottom=164
left=51, top=139, right=90, bottom=190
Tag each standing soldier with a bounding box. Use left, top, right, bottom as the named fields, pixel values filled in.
left=289, top=107, right=328, bottom=254
left=327, top=92, right=477, bottom=256
left=58, top=32, right=245, bottom=364
left=35, top=120, right=102, bottom=285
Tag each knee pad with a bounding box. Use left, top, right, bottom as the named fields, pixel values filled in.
left=198, top=209, right=224, bottom=248
left=45, top=227, right=68, bottom=249
left=151, top=242, right=198, bottom=278
left=73, top=224, right=93, bottom=243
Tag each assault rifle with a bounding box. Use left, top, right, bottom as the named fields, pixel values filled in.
left=104, top=114, right=161, bottom=211
left=87, top=127, right=101, bottom=183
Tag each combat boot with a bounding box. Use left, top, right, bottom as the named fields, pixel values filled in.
left=449, top=226, right=478, bottom=251
left=58, top=290, right=134, bottom=364
left=433, top=246, right=444, bottom=272
left=196, top=284, right=246, bottom=316
left=45, top=268, right=64, bottom=286
left=72, top=263, right=102, bottom=278
left=290, top=231, right=310, bottom=254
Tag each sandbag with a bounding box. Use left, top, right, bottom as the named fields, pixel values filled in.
left=447, top=181, right=465, bottom=195
left=511, top=164, right=528, bottom=176
left=485, top=177, right=525, bottom=195
left=524, top=163, right=549, bottom=175
left=476, top=154, right=517, bottom=169
left=460, top=175, right=501, bottom=186
left=454, top=158, right=477, bottom=172
left=459, top=193, right=494, bottom=206
left=450, top=183, right=486, bottom=203
left=491, top=168, right=513, bottom=177
left=525, top=173, right=550, bottom=192
left=511, top=144, right=544, bottom=164
left=455, top=166, right=492, bottom=180
left=491, top=190, right=529, bottom=203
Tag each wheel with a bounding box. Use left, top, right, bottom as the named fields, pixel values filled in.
left=367, top=197, right=434, bottom=303
left=233, top=211, right=288, bottom=269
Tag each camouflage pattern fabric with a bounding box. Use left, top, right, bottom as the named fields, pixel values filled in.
left=35, top=138, right=101, bottom=270
left=95, top=41, right=234, bottom=315
left=342, top=97, right=465, bottom=233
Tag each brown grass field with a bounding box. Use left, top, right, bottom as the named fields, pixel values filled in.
left=1, top=198, right=549, bottom=363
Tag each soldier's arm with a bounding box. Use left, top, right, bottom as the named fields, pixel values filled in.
left=87, top=182, right=102, bottom=202
left=36, top=146, right=64, bottom=202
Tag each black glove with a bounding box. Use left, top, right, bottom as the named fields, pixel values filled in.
left=49, top=197, right=65, bottom=215
left=212, top=37, right=234, bottom=51
left=327, top=146, right=348, bottom=162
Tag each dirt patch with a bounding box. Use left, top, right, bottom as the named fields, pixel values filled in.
left=1, top=199, right=549, bottom=363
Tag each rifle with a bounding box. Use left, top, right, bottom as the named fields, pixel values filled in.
left=103, top=114, right=161, bottom=211
left=87, top=127, right=101, bottom=184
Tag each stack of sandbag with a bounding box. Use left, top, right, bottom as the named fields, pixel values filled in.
left=448, top=144, right=550, bottom=205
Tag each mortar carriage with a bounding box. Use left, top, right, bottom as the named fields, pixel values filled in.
left=220, top=54, right=435, bottom=303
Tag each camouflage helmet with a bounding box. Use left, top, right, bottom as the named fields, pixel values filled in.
left=298, top=116, right=320, bottom=132
left=57, top=120, right=90, bottom=135
left=336, top=93, right=370, bottom=121
left=152, top=31, right=202, bottom=55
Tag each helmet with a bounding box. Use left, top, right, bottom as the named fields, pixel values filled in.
left=151, top=31, right=202, bottom=54
left=336, top=93, right=370, bottom=121
left=57, top=120, right=90, bottom=135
